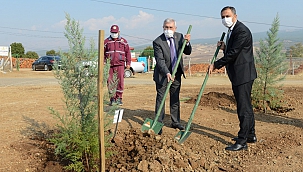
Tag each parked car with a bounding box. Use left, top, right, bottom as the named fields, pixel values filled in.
left=32, top=55, right=61, bottom=71
left=68, top=58, right=145, bottom=78
left=77, top=60, right=145, bottom=78
left=79, top=59, right=145, bottom=78
left=124, top=61, right=145, bottom=78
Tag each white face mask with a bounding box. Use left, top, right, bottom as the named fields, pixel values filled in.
left=111, top=32, right=119, bottom=39
left=222, top=17, right=234, bottom=28
left=163, top=29, right=174, bottom=38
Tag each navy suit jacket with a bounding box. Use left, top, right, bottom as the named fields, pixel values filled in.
left=214, top=21, right=257, bottom=86
left=153, top=32, right=192, bottom=85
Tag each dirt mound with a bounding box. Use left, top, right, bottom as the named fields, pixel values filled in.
left=186, top=91, right=295, bottom=113
left=106, top=129, right=206, bottom=171
left=105, top=128, right=303, bottom=172
left=186, top=92, right=236, bottom=108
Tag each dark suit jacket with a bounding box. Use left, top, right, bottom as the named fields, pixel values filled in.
left=214, top=21, right=257, bottom=86
left=153, top=32, right=192, bottom=85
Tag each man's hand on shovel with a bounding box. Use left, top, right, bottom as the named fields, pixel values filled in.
left=208, top=41, right=224, bottom=75
left=208, top=64, right=214, bottom=75
left=167, top=73, right=174, bottom=82
left=166, top=34, right=191, bottom=82
left=184, top=34, right=191, bottom=42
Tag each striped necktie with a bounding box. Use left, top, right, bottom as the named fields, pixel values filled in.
left=169, top=37, right=177, bottom=71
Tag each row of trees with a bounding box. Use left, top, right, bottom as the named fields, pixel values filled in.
left=9, top=42, right=59, bottom=58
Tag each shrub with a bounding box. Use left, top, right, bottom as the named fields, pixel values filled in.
left=49, top=13, right=115, bottom=171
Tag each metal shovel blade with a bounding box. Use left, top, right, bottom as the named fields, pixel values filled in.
left=174, top=130, right=192, bottom=144
left=141, top=118, right=164, bottom=135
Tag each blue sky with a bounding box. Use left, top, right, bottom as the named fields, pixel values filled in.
left=1, top=0, right=303, bottom=55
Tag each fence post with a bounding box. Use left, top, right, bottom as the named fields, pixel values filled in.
left=97, top=30, right=106, bottom=172
left=148, top=56, right=150, bottom=72
left=12, top=54, right=20, bottom=71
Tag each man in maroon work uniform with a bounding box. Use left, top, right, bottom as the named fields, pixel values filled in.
left=104, top=25, right=131, bottom=106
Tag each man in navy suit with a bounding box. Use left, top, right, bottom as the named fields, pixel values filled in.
left=153, top=18, right=192, bottom=133
left=208, top=6, right=257, bottom=151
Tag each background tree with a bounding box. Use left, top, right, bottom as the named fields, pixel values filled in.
left=25, top=51, right=39, bottom=59
left=252, top=14, right=288, bottom=113
left=10, top=42, right=25, bottom=57
left=289, top=43, right=303, bottom=57
left=46, top=49, right=56, bottom=56
left=140, top=46, right=154, bottom=57
left=50, top=13, right=114, bottom=171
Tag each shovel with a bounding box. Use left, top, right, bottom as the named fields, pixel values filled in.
left=174, top=32, right=226, bottom=144
left=141, top=25, right=193, bottom=134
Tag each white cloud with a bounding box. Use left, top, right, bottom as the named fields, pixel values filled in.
left=79, top=11, right=154, bottom=31
left=124, top=11, right=154, bottom=29
left=82, top=15, right=116, bottom=31
left=178, top=18, right=220, bottom=28
left=52, top=19, right=67, bottom=29
left=30, top=25, right=48, bottom=31
left=176, top=18, right=224, bottom=38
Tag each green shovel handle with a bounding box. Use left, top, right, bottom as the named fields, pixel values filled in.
left=171, top=25, right=192, bottom=78
left=183, top=32, right=226, bottom=131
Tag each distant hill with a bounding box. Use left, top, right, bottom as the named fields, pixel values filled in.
left=189, top=29, right=303, bottom=48
left=253, top=29, right=303, bottom=49
left=133, top=29, right=303, bottom=50
left=253, top=29, right=303, bottom=43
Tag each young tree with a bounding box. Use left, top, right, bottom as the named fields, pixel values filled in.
left=46, top=49, right=57, bottom=56
left=140, top=46, right=154, bottom=57
left=49, top=13, right=113, bottom=171
left=252, top=14, right=288, bottom=113
left=289, top=43, right=303, bottom=57
left=25, top=51, right=39, bottom=59
left=10, top=42, right=25, bottom=57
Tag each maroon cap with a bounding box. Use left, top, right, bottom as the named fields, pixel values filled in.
left=110, top=25, right=119, bottom=33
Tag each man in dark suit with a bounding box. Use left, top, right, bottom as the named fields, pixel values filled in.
left=208, top=6, right=257, bottom=151
left=153, top=18, right=192, bottom=133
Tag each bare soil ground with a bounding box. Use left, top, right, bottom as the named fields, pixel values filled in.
left=0, top=69, right=303, bottom=172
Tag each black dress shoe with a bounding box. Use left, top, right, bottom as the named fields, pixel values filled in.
left=232, top=136, right=257, bottom=143
left=247, top=136, right=257, bottom=143
left=225, top=143, right=248, bottom=151
left=170, top=123, right=185, bottom=130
